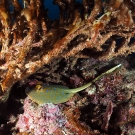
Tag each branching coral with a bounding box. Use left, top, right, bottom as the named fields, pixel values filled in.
left=1, top=0, right=135, bottom=101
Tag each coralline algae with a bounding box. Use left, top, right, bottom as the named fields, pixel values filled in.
left=16, top=97, right=68, bottom=135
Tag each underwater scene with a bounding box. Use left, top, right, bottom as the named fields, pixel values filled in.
left=0, top=0, right=135, bottom=134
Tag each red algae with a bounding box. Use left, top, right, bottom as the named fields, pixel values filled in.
left=16, top=97, right=68, bottom=135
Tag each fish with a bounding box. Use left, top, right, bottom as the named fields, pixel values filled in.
left=25, top=64, right=121, bottom=105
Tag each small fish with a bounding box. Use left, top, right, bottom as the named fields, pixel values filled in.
left=25, top=64, right=121, bottom=105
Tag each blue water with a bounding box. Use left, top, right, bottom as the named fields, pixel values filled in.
left=44, top=0, right=82, bottom=20
left=43, top=0, right=59, bottom=20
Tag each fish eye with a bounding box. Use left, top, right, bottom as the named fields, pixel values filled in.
left=36, top=85, right=43, bottom=90
left=38, top=86, right=43, bottom=90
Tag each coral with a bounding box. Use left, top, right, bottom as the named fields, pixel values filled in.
left=1, top=0, right=135, bottom=101
left=1, top=0, right=135, bottom=134
left=101, top=101, right=113, bottom=130
left=16, top=97, right=68, bottom=135
left=16, top=96, right=94, bottom=135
